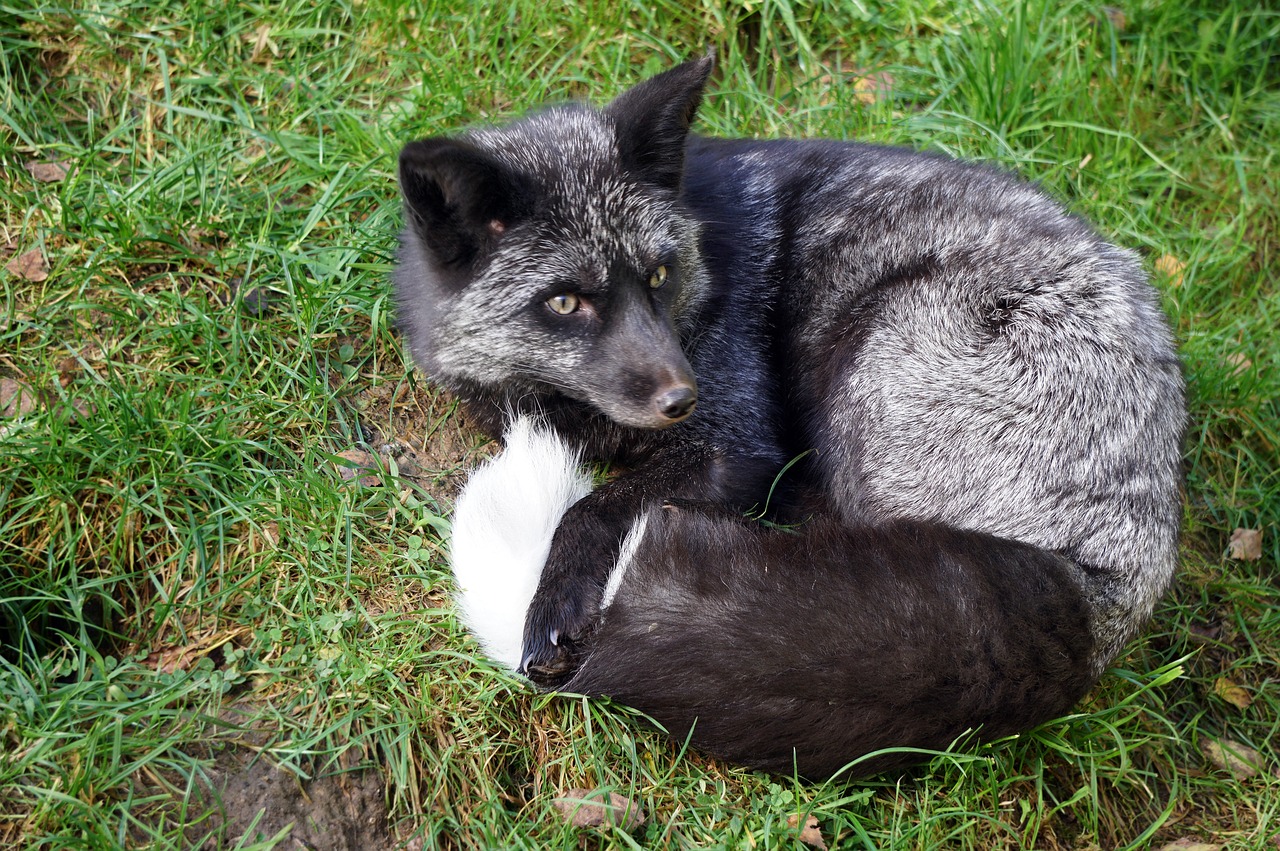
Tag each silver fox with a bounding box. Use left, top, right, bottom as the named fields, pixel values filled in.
left=395, top=56, right=1186, bottom=779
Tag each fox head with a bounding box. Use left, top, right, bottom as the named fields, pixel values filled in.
left=394, top=56, right=714, bottom=429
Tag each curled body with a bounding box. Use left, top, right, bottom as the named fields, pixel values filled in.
left=397, top=57, right=1186, bottom=779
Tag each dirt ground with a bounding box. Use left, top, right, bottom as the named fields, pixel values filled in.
left=201, top=745, right=396, bottom=851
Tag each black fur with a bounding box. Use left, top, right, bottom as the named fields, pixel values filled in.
left=567, top=508, right=1096, bottom=779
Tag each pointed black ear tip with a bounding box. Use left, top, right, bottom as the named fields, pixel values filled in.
left=398, top=138, right=439, bottom=180
left=399, top=137, right=455, bottom=170
left=682, top=49, right=715, bottom=84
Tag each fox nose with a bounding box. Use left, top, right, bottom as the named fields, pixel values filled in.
left=654, top=384, right=697, bottom=421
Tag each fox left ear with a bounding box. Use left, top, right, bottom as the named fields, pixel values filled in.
left=398, top=137, right=533, bottom=269
left=604, top=52, right=714, bottom=192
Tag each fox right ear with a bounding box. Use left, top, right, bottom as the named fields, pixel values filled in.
left=605, top=53, right=714, bottom=192
left=398, top=138, right=533, bottom=268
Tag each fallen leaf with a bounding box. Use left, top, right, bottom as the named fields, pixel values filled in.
left=0, top=378, right=38, bottom=417
left=62, top=397, right=95, bottom=421
left=787, top=814, right=828, bottom=850
left=378, top=443, right=424, bottom=478
left=150, top=645, right=203, bottom=675
left=25, top=160, right=70, bottom=183
left=333, top=449, right=382, bottom=487
left=1188, top=623, right=1221, bottom=644
left=853, top=70, right=894, bottom=104
left=1154, top=254, right=1185, bottom=287
left=1213, top=677, right=1252, bottom=710
left=1202, top=738, right=1262, bottom=779
left=238, top=287, right=276, bottom=316
left=55, top=355, right=85, bottom=387
left=1225, top=353, right=1251, bottom=376
left=250, top=24, right=276, bottom=62
left=1156, top=839, right=1221, bottom=851
left=5, top=249, right=48, bottom=282
left=145, top=629, right=248, bottom=674
left=221, top=276, right=277, bottom=316
left=552, top=789, right=645, bottom=832
left=1227, top=528, right=1262, bottom=561
left=1102, top=6, right=1128, bottom=31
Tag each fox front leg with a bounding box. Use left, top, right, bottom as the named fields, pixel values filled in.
left=519, top=482, right=644, bottom=683
left=519, top=444, right=782, bottom=683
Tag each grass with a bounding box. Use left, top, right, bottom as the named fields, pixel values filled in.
left=1, top=0, right=1277, bottom=847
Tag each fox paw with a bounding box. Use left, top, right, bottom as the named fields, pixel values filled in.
left=520, top=585, right=599, bottom=686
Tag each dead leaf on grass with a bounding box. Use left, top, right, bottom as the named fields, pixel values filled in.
left=5, top=249, right=48, bottom=282
left=1188, top=623, right=1221, bottom=644
left=1102, top=6, right=1128, bottom=31
left=0, top=378, right=38, bottom=418
left=853, top=70, right=894, bottom=104
left=1156, top=839, right=1221, bottom=851
left=787, top=813, right=828, bottom=849
left=1154, top=254, right=1185, bottom=287
left=25, top=160, right=71, bottom=183
left=220, top=276, right=278, bottom=317
left=1227, top=528, right=1262, bottom=561
left=333, top=449, right=383, bottom=487
left=64, top=397, right=95, bottom=420
left=552, top=788, right=645, bottom=832
left=249, top=24, right=278, bottom=62
left=56, top=356, right=80, bottom=387
left=378, top=443, right=425, bottom=478
left=1225, top=353, right=1252, bottom=376
left=1213, top=677, right=1252, bottom=710
left=1201, top=738, right=1263, bottom=779
left=146, top=628, right=249, bottom=674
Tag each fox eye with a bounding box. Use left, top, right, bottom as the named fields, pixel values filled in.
left=546, top=293, right=579, bottom=315
left=648, top=265, right=669, bottom=289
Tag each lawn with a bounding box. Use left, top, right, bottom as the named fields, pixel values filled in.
left=1, top=0, right=1277, bottom=848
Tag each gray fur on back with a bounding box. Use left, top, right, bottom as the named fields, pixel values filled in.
left=720, top=149, right=1185, bottom=669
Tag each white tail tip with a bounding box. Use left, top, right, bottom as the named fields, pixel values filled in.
left=448, top=416, right=593, bottom=670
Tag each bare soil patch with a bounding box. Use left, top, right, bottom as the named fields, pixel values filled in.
left=354, top=377, right=491, bottom=501
left=202, top=745, right=393, bottom=851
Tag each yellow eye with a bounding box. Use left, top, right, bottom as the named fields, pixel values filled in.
left=648, top=265, right=669, bottom=289
left=547, top=293, right=579, bottom=315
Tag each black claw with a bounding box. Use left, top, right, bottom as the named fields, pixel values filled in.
left=521, top=546, right=611, bottom=685
left=520, top=609, right=596, bottom=686
left=523, top=645, right=576, bottom=686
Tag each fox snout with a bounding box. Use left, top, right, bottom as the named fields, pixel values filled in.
left=653, top=380, right=697, bottom=423
left=601, top=364, right=697, bottom=430
left=592, top=298, right=699, bottom=429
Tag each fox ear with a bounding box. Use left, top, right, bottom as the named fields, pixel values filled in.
left=604, top=53, right=714, bottom=192
left=398, top=138, right=533, bottom=268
